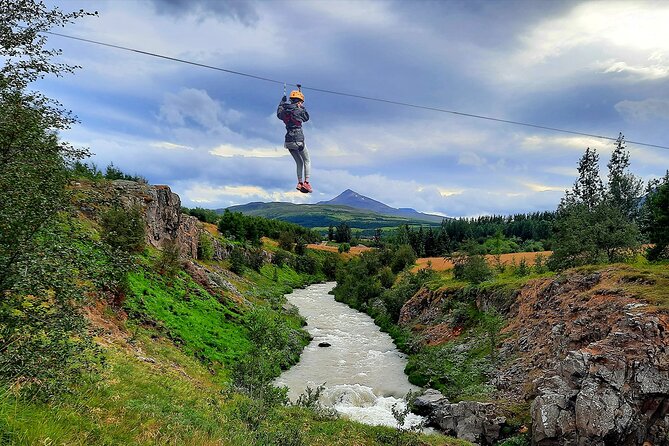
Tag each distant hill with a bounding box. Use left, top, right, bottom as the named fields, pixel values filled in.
left=318, top=189, right=445, bottom=224
left=221, top=190, right=446, bottom=234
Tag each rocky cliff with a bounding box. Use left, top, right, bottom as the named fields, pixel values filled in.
left=404, top=267, right=669, bottom=445
left=71, top=179, right=227, bottom=260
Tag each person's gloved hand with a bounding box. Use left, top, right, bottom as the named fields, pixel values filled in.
left=281, top=95, right=287, bottom=102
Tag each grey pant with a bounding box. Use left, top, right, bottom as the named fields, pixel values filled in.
left=285, top=142, right=311, bottom=182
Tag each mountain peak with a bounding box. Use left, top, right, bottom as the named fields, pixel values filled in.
left=317, top=190, right=446, bottom=223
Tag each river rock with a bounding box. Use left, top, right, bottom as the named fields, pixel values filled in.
left=413, top=389, right=505, bottom=445
left=413, top=389, right=450, bottom=416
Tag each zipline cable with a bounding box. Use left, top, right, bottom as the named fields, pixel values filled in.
left=42, top=29, right=669, bottom=151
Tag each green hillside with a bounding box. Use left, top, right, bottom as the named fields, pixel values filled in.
left=224, top=202, right=443, bottom=234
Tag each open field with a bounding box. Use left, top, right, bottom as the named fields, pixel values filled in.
left=307, top=242, right=374, bottom=255
left=413, top=251, right=553, bottom=272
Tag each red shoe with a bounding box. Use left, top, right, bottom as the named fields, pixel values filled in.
left=302, top=181, right=313, bottom=193
left=296, top=182, right=308, bottom=193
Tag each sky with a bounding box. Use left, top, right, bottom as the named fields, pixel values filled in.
left=35, top=0, right=669, bottom=217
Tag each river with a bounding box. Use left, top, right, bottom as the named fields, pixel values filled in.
left=275, top=282, right=425, bottom=428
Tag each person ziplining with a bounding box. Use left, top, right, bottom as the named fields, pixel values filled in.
left=277, top=84, right=312, bottom=193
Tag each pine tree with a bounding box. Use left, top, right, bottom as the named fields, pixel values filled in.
left=562, top=147, right=604, bottom=211
left=607, top=133, right=643, bottom=220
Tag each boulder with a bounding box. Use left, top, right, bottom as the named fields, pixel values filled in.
left=413, top=389, right=506, bottom=445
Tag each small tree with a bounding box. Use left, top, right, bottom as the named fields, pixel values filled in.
left=338, top=243, right=351, bottom=253
left=155, top=239, right=181, bottom=277
left=99, top=205, right=146, bottom=253
left=197, top=233, right=214, bottom=260
left=334, top=222, right=352, bottom=243
left=607, top=133, right=643, bottom=221
left=644, top=181, right=669, bottom=260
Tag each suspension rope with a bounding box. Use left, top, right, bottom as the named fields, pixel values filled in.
left=42, top=29, right=669, bottom=151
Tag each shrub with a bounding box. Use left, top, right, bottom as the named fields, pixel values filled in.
left=197, top=233, right=214, bottom=261
left=272, top=249, right=291, bottom=267
left=278, top=232, right=295, bottom=252
left=533, top=253, right=548, bottom=273
left=515, top=258, right=530, bottom=276
left=248, top=248, right=265, bottom=272
left=321, top=253, right=341, bottom=280
left=291, top=254, right=317, bottom=275
left=453, top=254, right=493, bottom=284
left=294, top=238, right=307, bottom=255
left=99, top=205, right=146, bottom=252
left=155, top=239, right=182, bottom=277
left=338, top=243, right=351, bottom=253
left=230, top=247, right=246, bottom=275
left=378, top=266, right=396, bottom=289
left=391, top=244, right=416, bottom=273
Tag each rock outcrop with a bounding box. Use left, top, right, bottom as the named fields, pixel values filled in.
left=414, top=389, right=506, bottom=445
left=72, top=180, right=230, bottom=260
left=399, top=267, right=669, bottom=445
left=502, top=269, right=669, bottom=445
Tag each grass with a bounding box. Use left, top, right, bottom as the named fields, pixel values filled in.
left=0, top=329, right=468, bottom=446
left=604, top=260, right=669, bottom=308
left=125, top=267, right=252, bottom=369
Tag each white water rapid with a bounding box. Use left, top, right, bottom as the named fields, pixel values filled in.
left=275, top=282, right=425, bottom=428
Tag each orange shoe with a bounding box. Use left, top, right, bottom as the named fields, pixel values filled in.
left=297, top=182, right=308, bottom=193
left=302, top=181, right=313, bottom=193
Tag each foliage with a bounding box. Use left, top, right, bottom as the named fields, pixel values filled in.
left=99, top=205, right=146, bottom=253
left=155, top=239, right=182, bottom=277
left=338, top=242, right=351, bottom=253
left=294, top=384, right=339, bottom=421
left=197, top=233, right=214, bottom=260
left=69, top=161, right=146, bottom=183
left=0, top=0, right=95, bottom=291
left=453, top=253, right=493, bottom=284
left=218, top=209, right=321, bottom=244
left=335, top=222, right=352, bottom=243
left=391, top=244, right=417, bottom=273
left=642, top=179, right=669, bottom=260
left=389, top=213, right=554, bottom=257
left=550, top=142, right=642, bottom=270
left=185, top=206, right=219, bottom=224
left=0, top=215, right=124, bottom=400
left=606, top=134, right=643, bottom=220
left=229, top=247, right=246, bottom=275
left=333, top=251, right=384, bottom=309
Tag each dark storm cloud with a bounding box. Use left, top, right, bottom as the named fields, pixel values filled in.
left=147, top=0, right=259, bottom=25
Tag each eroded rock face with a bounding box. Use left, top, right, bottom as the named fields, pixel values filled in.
left=501, top=271, right=669, bottom=445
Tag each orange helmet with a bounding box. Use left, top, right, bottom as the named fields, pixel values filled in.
left=289, top=90, right=304, bottom=102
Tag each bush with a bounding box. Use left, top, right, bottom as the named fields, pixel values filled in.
left=230, top=247, right=246, bottom=275
left=391, top=244, right=416, bottom=273
left=248, top=248, right=265, bottom=272
left=155, top=239, right=182, bottom=277
left=291, top=254, right=317, bottom=275
left=272, top=249, right=291, bottom=267
left=197, top=233, right=214, bottom=261
left=378, top=266, right=396, bottom=289
left=99, top=205, right=146, bottom=252
left=278, top=232, right=295, bottom=252
left=515, top=258, right=530, bottom=276
left=453, top=254, right=493, bottom=284
left=338, top=243, right=351, bottom=253
left=321, top=253, right=341, bottom=280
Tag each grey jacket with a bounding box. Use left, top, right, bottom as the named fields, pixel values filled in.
left=277, top=100, right=310, bottom=143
